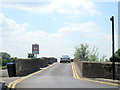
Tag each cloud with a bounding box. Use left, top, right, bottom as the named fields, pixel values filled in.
left=53, top=22, right=118, bottom=58
left=0, top=0, right=100, bottom=18
left=92, top=0, right=119, bottom=2
left=53, top=22, right=106, bottom=40
left=59, top=22, right=100, bottom=33
left=0, top=12, right=117, bottom=59
left=0, top=12, right=74, bottom=58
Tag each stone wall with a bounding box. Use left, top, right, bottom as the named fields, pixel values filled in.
left=74, top=59, right=120, bottom=80
left=15, top=58, right=48, bottom=76
left=39, top=58, right=48, bottom=67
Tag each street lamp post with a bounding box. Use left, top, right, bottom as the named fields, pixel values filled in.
left=110, top=16, right=115, bottom=80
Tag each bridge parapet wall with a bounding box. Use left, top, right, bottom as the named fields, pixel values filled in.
left=74, top=59, right=120, bottom=80
left=15, top=58, right=48, bottom=76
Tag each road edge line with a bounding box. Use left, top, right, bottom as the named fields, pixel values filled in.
left=83, top=78, right=118, bottom=86
left=71, top=62, right=118, bottom=86
left=8, top=78, right=21, bottom=88
left=8, top=63, right=57, bottom=89
left=71, top=63, right=77, bottom=79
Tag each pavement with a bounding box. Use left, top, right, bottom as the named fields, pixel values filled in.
left=0, top=70, right=8, bottom=77
left=0, top=69, right=21, bottom=89
left=0, top=81, right=6, bottom=90
left=0, top=63, right=119, bottom=89
left=0, top=69, right=7, bottom=90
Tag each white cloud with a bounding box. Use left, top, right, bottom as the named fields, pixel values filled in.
left=0, top=0, right=119, bottom=2
left=92, top=0, right=119, bottom=2
left=59, top=22, right=100, bottom=33
left=53, top=21, right=118, bottom=58
left=0, top=0, right=100, bottom=18
left=0, top=13, right=74, bottom=58
left=0, top=12, right=117, bottom=59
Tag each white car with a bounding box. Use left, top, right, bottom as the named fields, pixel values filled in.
left=60, top=55, right=71, bottom=63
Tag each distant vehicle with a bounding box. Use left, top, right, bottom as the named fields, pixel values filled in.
left=60, top=55, right=70, bottom=63
left=71, top=59, right=73, bottom=62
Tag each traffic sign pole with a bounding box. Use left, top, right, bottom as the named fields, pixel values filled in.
left=110, top=16, right=115, bottom=80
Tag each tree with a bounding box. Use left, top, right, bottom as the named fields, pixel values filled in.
left=74, top=43, right=89, bottom=60
left=11, top=57, right=17, bottom=62
left=0, top=52, right=11, bottom=60
left=28, top=53, right=35, bottom=58
left=110, top=48, right=120, bottom=62
left=89, top=46, right=99, bottom=61
left=0, top=52, right=11, bottom=66
left=99, top=55, right=107, bottom=62
left=74, top=43, right=107, bottom=62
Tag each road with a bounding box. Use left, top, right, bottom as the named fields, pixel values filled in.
left=10, top=63, right=118, bottom=89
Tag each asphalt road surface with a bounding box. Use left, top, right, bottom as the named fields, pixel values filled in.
left=13, top=63, right=118, bottom=89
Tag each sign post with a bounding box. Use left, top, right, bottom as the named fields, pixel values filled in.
left=32, top=44, right=39, bottom=58
left=110, top=16, right=115, bottom=80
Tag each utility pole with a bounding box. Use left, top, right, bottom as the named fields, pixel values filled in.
left=110, top=16, right=115, bottom=80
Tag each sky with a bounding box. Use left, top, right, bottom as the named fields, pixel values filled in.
left=118, top=2, right=120, bottom=48
left=0, top=0, right=119, bottom=59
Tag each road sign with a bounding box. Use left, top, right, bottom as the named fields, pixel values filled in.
left=32, top=44, right=39, bottom=54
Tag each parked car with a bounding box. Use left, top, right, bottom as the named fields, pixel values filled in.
left=60, top=55, right=70, bottom=63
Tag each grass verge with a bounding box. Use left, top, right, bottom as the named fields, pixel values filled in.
left=0, top=66, right=7, bottom=69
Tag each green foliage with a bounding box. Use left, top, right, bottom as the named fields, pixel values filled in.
left=0, top=52, right=10, bottom=60
left=28, top=53, right=35, bottom=58
left=99, top=55, right=107, bottom=62
left=89, top=46, right=99, bottom=61
left=11, top=57, right=17, bottom=62
left=0, top=66, right=7, bottom=69
left=2, top=59, right=9, bottom=66
left=0, top=52, right=11, bottom=66
left=74, top=43, right=89, bottom=60
left=105, top=59, right=110, bottom=62
left=110, top=48, right=120, bottom=62
left=74, top=43, right=107, bottom=62
left=116, top=48, right=120, bottom=56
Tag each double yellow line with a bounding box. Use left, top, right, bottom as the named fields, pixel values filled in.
left=8, top=63, right=56, bottom=89
left=71, top=63, right=82, bottom=80
left=71, top=63, right=118, bottom=86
